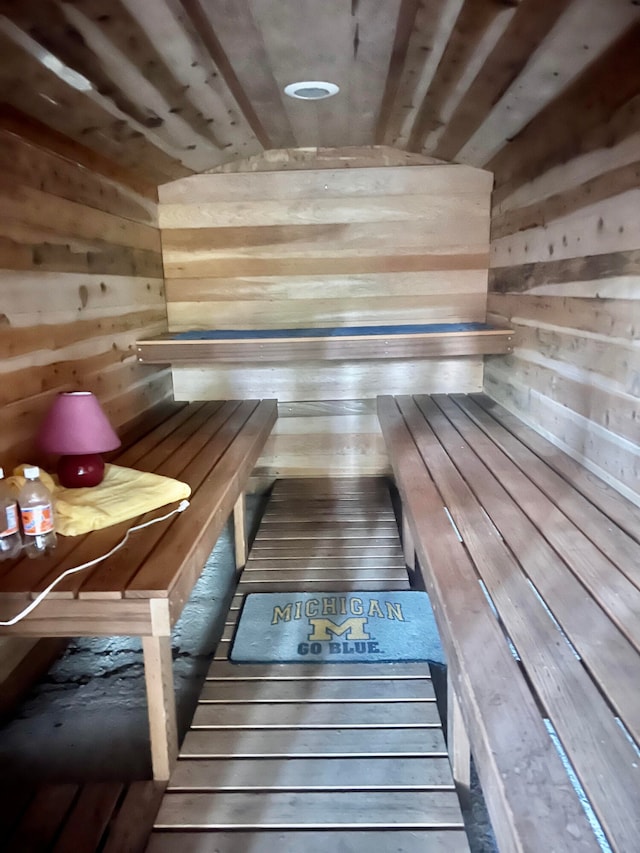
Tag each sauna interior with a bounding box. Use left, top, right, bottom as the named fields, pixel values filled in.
left=0, top=0, right=639, bottom=849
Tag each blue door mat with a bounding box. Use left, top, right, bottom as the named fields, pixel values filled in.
left=230, top=591, right=445, bottom=665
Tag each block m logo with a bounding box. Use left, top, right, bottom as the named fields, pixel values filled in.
left=308, top=617, right=370, bottom=641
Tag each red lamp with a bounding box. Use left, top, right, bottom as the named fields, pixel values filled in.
left=37, top=391, right=121, bottom=488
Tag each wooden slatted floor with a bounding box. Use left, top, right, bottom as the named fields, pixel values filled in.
left=0, top=781, right=164, bottom=853
left=148, top=478, right=469, bottom=853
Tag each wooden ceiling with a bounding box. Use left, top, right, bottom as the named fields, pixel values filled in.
left=0, top=0, right=638, bottom=186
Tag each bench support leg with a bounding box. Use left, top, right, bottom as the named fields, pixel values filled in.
left=233, top=493, right=247, bottom=570
left=142, top=634, right=178, bottom=781
left=402, top=513, right=415, bottom=570
left=448, top=676, right=471, bottom=808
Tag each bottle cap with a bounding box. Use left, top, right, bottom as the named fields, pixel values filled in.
left=24, top=466, right=40, bottom=479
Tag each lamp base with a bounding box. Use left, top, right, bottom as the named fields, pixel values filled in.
left=57, top=454, right=105, bottom=488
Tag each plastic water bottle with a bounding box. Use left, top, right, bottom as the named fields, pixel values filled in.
left=0, top=467, right=22, bottom=560
left=18, top=466, right=57, bottom=558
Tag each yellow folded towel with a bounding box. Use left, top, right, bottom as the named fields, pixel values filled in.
left=9, top=464, right=191, bottom=537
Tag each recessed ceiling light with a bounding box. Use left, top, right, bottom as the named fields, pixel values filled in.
left=284, top=81, right=340, bottom=100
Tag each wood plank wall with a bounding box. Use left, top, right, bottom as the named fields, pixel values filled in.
left=486, top=92, right=640, bottom=503
left=0, top=125, right=173, bottom=471
left=159, top=155, right=492, bottom=477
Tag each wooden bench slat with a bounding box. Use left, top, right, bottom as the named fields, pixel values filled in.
left=101, top=781, right=166, bottom=853
left=5, top=784, right=79, bottom=853
left=114, top=401, right=209, bottom=469
left=413, top=394, right=640, bottom=746
left=377, top=395, right=601, bottom=853
left=394, top=394, right=640, bottom=852
left=125, top=399, right=277, bottom=606
left=0, top=402, right=226, bottom=600
left=47, top=401, right=238, bottom=599
left=453, top=394, right=640, bottom=587
left=0, top=399, right=278, bottom=782
left=0, top=404, right=195, bottom=600
left=114, top=401, right=229, bottom=482
left=469, top=393, right=640, bottom=545
left=77, top=400, right=245, bottom=598
left=51, top=782, right=124, bottom=853
left=430, top=394, right=640, bottom=653
left=136, top=326, right=513, bottom=364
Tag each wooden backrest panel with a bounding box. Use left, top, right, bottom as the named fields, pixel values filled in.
left=158, top=159, right=492, bottom=479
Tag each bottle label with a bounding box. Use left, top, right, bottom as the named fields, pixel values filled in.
left=21, top=504, right=54, bottom=536
left=1, top=503, right=19, bottom=537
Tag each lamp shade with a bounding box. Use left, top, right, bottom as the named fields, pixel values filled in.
left=38, top=391, right=121, bottom=455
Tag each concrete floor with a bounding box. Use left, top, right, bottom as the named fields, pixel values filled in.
left=0, top=493, right=496, bottom=851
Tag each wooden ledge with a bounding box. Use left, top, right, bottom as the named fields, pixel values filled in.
left=136, top=324, right=513, bottom=364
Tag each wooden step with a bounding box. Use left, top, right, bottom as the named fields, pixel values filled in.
left=235, top=579, right=411, bottom=593
left=180, top=727, right=447, bottom=758
left=198, top=678, right=436, bottom=703
left=147, top=829, right=469, bottom=853
left=154, top=790, right=464, bottom=829
left=190, top=700, right=441, bottom=728
left=244, top=556, right=407, bottom=569
left=205, top=661, right=433, bottom=680
left=167, top=756, right=454, bottom=791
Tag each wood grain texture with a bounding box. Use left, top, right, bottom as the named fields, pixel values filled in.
left=0, top=0, right=637, bottom=185
left=386, top=393, right=640, bottom=852
left=407, top=0, right=519, bottom=154
left=378, top=395, right=605, bottom=853
left=432, top=0, right=574, bottom=162
left=136, top=328, right=513, bottom=363
left=461, top=3, right=640, bottom=170
left=207, top=147, right=448, bottom=173
left=0, top=122, right=171, bottom=687
left=154, top=790, right=462, bottom=829
left=149, top=479, right=467, bottom=845
left=0, top=105, right=157, bottom=200
left=171, top=358, right=483, bottom=479
left=0, top=131, right=170, bottom=470
left=147, top=830, right=470, bottom=853
left=159, top=159, right=490, bottom=475
left=486, top=65, right=640, bottom=503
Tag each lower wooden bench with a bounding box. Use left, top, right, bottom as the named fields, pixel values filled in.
left=378, top=393, right=640, bottom=853
left=0, top=399, right=277, bottom=780
left=2, top=780, right=164, bottom=853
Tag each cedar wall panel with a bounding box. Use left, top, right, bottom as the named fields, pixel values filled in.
left=0, top=129, right=172, bottom=470
left=486, top=116, right=640, bottom=502
left=159, top=160, right=492, bottom=477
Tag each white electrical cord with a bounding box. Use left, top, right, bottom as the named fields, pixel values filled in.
left=0, top=499, right=190, bottom=627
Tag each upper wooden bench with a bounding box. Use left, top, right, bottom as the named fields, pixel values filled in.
left=0, top=398, right=277, bottom=780
left=378, top=393, right=640, bottom=853
left=136, top=323, right=513, bottom=364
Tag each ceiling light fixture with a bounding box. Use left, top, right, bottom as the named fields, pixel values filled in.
left=284, top=81, right=340, bottom=100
